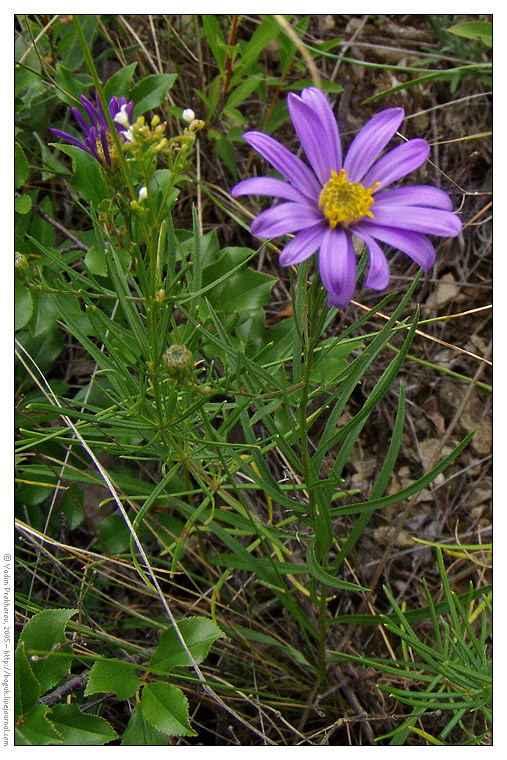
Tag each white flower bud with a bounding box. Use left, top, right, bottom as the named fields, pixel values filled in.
left=138, top=186, right=148, bottom=201
left=182, top=108, right=196, bottom=124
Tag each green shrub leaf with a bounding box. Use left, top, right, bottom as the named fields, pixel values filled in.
left=85, top=658, right=142, bottom=700
left=150, top=617, right=226, bottom=672
left=14, top=641, right=41, bottom=720
left=122, top=704, right=168, bottom=746
left=140, top=683, right=197, bottom=737
left=15, top=704, right=63, bottom=746
left=49, top=703, right=118, bottom=745
left=18, top=608, right=78, bottom=694
left=15, top=143, right=29, bottom=189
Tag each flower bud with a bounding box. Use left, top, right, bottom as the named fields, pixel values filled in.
left=164, top=344, right=192, bottom=378
left=182, top=108, right=196, bottom=123
left=138, top=186, right=148, bottom=201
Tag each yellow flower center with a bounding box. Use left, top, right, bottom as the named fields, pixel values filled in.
left=95, top=133, right=121, bottom=165
left=319, top=169, right=380, bottom=228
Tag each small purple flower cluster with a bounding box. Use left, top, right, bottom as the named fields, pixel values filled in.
left=51, top=92, right=133, bottom=166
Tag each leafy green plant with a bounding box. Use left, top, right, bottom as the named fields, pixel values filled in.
left=15, top=609, right=225, bottom=745
left=14, top=13, right=491, bottom=746
left=330, top=547, right=491, bottom=745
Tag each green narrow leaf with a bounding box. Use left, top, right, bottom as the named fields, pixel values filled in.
left=122, top=703, right=168, bottom=746
left=18, top=609, right=78, bottom=695
left=150, top=617, right=226, bottom=672
left=15, top=704, right=63, bottom=746
left=49, top=703, right=118, bottom=745
left=306, top=538, right=369, bottom=592
left=201, top=15, right=226, bottom=73
left=85, top=658, right=142, bottom=700
left=332, top=383, right=406, bottom=572
left=140, top=683, right=197, bottom=737
left=238, top=16, right=280, bottom=71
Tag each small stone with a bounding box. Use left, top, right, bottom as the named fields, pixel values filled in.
left=425, top=272, right=459, bottom=309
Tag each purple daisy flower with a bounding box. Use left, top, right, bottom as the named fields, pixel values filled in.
left=50, top=92, right=134, bottom=166
left=231, top=87, right=462, bottom=308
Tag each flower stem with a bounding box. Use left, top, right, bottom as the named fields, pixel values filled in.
left=296, top=262, right=329, bottom=681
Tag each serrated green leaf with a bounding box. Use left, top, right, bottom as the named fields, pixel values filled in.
left=15, top=280, right=33, bottom=331
left=122, top=703, right=168, bottom=746
left=18, top=608, right=77, bottom=694
left=54, top=63, right=88, bottom=102
left=309, top=338, right=359, bottom=386
left=104, top=62, right=138, bottom=100
left=15, top=193, right=32, bottom=214
left=51, top=144, right=108, bottom=207
left=140, top=683, right=197, bottom=737
left=131, top=74, right=177, bottom=119
left=15, top=642, right=41, bottom=720
left=33, top=132, right=70, bottom=182
left=15, top=704, right=63, bottom=746
left=49, top=703, right=118, bottom=745
left=15, top=143, right=29, bottom=189
left=150, top=617, right=226, bottom=672
left=85, top=658, right=142, bottom=700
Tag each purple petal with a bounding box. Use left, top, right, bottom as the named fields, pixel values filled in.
left=301, top=88, right=342, bottom=171
left=85, top=126, right=101, bottom=163
left=99, top=127, right=111, bottom=165
left=94, top=91, right=110, bottom=129
left=242, top=131, right=321, bottom=201
left=373, top=185, right=453, bottom=210
left=70, top=106, right=92, bottom=135
left=287, top=91, right=339, bottom=185
left=318, top=227, right=357, bottom=308
left=343, top=107, right=404, bottom=183
left=367, top=204, right=462, bottom=237
left=352, top=229, right=390, bottom=290
left=279, top=223, right=327, bottom=266
left=80, top=94, right=105, bottom=130
left=49, top=128, right=92, bottom=155
left=353, top=222, right=436, bottom=270
left=231, top=177, right=309, bottom=204
left=362, top=139, right=430, bottom=190
left=251, top=202, right=323, bottom=238
left=109, top=96, right=119, bottom=118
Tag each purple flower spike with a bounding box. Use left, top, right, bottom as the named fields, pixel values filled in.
left=50, top=90, right=134, bottom=166
left=231, top=87, right=462, bottom=308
